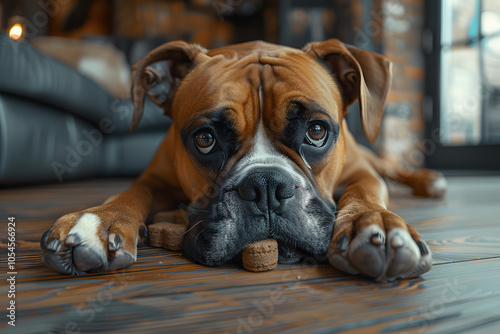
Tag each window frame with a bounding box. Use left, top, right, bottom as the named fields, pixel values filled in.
left=424, top=0, right=500, bottom=170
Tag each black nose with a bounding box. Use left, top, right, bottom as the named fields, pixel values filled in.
left=237, top=169, right=295, bottom=210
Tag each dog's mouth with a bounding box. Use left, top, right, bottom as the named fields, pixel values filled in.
left=182, top=196, right=336, bottom=267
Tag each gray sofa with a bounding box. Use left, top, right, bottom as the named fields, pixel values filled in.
left=0, top=34, right=171, bottom=186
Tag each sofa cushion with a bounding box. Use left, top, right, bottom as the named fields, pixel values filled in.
left=0, top=94, right=166, bottom=185
left=0, top=34, right=170, bottom=134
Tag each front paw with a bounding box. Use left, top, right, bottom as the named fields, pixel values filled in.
left=40, top=212, right=144, bottom=275
left=328, top=211, right=432, bottom=282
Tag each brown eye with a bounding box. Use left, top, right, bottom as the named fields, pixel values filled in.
left=305, top=124, right=327, bottom=147
left=194, top=131, right=216, bottom=154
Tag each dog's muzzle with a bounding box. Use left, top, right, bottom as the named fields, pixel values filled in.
left=183, top=166, right=336, bottom=267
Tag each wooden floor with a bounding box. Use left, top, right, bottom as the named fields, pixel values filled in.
left=1, top=176, right=500, bottom=333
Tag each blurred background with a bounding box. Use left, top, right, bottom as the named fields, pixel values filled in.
left=0, top=0, right=499, bottom=186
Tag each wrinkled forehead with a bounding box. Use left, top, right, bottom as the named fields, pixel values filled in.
left=173, top=49, right=341, bottom=134
left=258, top=53, right=341, bottom=134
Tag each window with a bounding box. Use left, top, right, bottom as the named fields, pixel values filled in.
left=424, top=0, right=500, bottom=169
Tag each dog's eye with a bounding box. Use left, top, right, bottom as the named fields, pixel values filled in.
left=304, top=124, right=327, bottom=147
left=194, top=130, right=216, bottom=154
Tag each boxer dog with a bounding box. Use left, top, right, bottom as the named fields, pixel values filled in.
left=40, top=39, right=446, bottom=281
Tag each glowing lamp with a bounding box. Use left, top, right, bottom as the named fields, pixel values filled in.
left=9, top=23, right=23, bottom=40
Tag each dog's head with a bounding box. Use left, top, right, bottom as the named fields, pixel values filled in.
left=131, top=39, right=391, bottom=265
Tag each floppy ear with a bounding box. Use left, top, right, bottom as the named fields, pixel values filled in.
left=130, top=41, right=209, bottom=132
left=303, top=39, right=392, bottom=143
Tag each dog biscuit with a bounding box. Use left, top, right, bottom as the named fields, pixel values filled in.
left=242, top=239, right=278, bottom=272
left=148, top=210, right=188, bottom=251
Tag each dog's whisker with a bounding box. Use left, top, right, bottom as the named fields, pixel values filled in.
left=332, top=209, right=357, bottom=215
left=336, top=212, right=356, bottom=217
left=189, top=208, right=210, bottom=213
left=194, top=228, right=206, bottom=247
left=178, top=220, right=205, bottom=237
left=335, top=213, right=357, bottom=221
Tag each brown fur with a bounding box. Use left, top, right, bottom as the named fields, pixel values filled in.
left=42, top=39, right=445, bottom=280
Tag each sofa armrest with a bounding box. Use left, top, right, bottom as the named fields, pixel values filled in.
left=0, top=94, right=166, bottom=185
left=0, top=34, right=170, bottom=134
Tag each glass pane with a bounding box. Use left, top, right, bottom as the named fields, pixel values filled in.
left=440, top=46, right=482, bottom=145
left=482, top=36, right=500, bottom=143
left=482, top=0, right=500, bottom=36
left=441, top=0, right=479, bottom=46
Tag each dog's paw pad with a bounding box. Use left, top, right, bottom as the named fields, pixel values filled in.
left=328, top=233, right=359, bottom=275
left=400, top=240, right=432, bottom=279
left=109, top=250, right=134, bottom=271
left=350, top=244, right=384, bottom=277
left=329, top=253, right=359, bottom=275
left=386, top=247, right=419, bottom=278
left=73, top=244, right=105, bottom=272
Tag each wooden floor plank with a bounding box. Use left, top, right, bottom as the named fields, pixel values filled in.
left=1, top=176, right=500, bottom=333
left=2, top=258, right=500, bottom=333
left=387, top=176, right=500, bottom=265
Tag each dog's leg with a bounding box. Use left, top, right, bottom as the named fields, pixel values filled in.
left=329, top=131, right=432, bottom=281
left=358, top=145, right=447, bottom=198
left=40, top=41, right=212, bottom=275
left=40, top=137, right=187, bottom=275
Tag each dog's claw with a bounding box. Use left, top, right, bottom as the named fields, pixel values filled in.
left=370, top=232, right=383, bottom=246
left=336, top=234, right=348, bottom=251
left=108, top=233, right=122, bottom=252
left=46, top=238, right=62, bottom=252
left=140, top=225, right=147, bottom=238
left=65, top=234, right=82, bottom=247
left=40, top=229, right=52, bottom=249
left=416, top=240, right=429, bottom=255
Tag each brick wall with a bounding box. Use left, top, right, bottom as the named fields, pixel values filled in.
left=44, top=0, right=426, bottom=169
left=379, top=0, right=426, bottom=168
